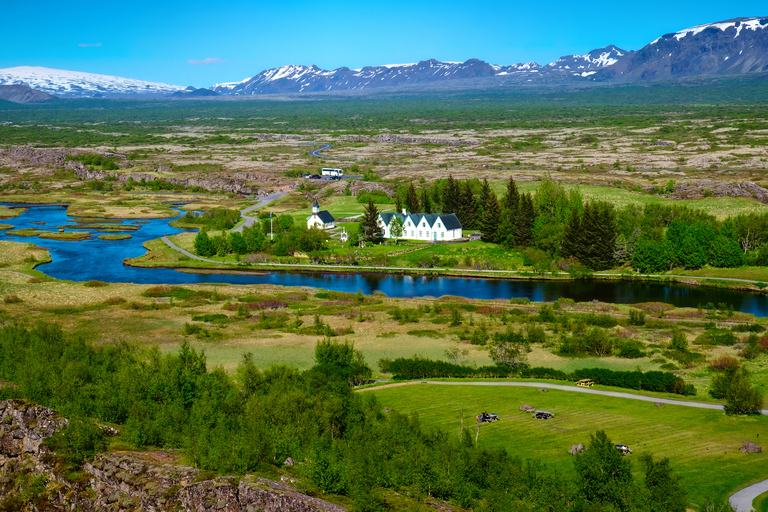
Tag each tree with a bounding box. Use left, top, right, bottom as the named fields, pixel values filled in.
left=193, top=230, right=216, bottom=257
left=496, top=209, right=516, bottom=248
left=243, top=226, right=266, bottom=253
left=359, top=198, right=383, bottom=243
left=228, top=232, right=248, bottom=255
left=457, top=182, right=479, bottom=229
left=420, top=189, right=433, bottom=214
left=395, top=194, right=403, bottom=214
left=478, top=179, right=492, bottom=215
left=641, top=454, right=687, bottom=512
left=632, top=238, right=673, bottom=273
left=515, top=193, right=535, bottom=247
left=441, top=175, right=461, bottom=215
left=560, top=207, right=582, bottom=260
left=725, top=368, right=764, bottom=415
left=389, top=216, right=405, bottom=245
left=480, top=190, right=500, bottom=243
left=710, top=235, right=744, bottom=268
left=488, top=329, right=528, bottom=367
left=503, top=177, right=520, bottom=214
left=574, top=430, right=634, bottom=511
left=405, top=182, right=420, bottom=213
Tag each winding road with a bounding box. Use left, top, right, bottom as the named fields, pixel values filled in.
left=231, top=191, right=287, bottom=233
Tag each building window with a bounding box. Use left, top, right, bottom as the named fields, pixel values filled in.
left=426, top=231, right=430, bottom=238
left=419, top=231, right=422, bottom=237
left=442, top=232, right=445, bottom=238
left=411, top=230, right=414, bottom=236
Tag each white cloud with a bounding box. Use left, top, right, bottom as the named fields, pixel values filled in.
left=188, top=58, right=225, bottom=66
left=78, top=43, right=102, bottom=48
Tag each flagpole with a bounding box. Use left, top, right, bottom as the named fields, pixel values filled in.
left=270, top=212, right=273, bottom=240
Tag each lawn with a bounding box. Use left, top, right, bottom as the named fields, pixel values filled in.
left=371, top=383, right=768, bottom=507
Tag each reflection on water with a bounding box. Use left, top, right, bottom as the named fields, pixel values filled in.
left=2, top=205, right=768, bottom=316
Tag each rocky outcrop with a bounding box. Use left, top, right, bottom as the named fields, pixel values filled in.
left=0, top=84, right=56, bottom=104
left=71, top=166, right=258, bottom=195
left=0, top=399, right=345, bottom=511
left=650, top=180, right=768, bottom=204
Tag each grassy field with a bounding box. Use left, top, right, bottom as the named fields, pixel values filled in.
left=370, top=383, right=768, bottom=507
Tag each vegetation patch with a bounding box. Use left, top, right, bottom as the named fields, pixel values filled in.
left=98, top=234, right=132, bottom=240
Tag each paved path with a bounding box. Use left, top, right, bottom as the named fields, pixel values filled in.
left=231, top=191, right=287, bottom=233
left=162, top=236, right=224, bottom=263
left=731, top=479, right=768, bottom=512
left=367, top=380, right=737, bottom=412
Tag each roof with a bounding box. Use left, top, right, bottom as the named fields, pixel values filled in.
left=440, top=213, right=462, bottom=230
left=379, top=211, right=462, bottom=230
left=316, top=210, right=335, bottom=223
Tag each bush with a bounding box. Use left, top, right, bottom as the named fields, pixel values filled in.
left=84, top=280, right=108, bottom=288
left=142, top=286, right=195, bottom=300
left=3, top=295, right=22, bottom=304
left=695, top=329, right=738, bottom=346
left=103, top=297, right=126, bottom=305
left=44, top=417, right=107, bottom=469
left=192, top=314, right=228, bottom=323
left=709, top=356, right=740, bottom=372
left=731, top=324, right=766, bottom=333
left=628, top=309, right=645, bottom=326
left=616, top=340, right=646, bottom=359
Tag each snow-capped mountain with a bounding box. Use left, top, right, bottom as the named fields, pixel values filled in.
left=0, top=66, right=186, bottom=98
left=545, top=45, right=627, bottom=72
left=593, top=17, right=768, bottom=82
left=212, top=59, right=502, bottom=95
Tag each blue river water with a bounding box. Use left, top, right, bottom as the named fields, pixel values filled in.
left=2, top=205, right=768, bottom=316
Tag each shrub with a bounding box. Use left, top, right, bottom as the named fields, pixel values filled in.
left=628, top=309, right=645, bottom=326
left=84, top=280, right=108, bottom=288
left=616, top=340, right=646, bottom=359
left=695, top=329, right=738, bottom=346
left=44, top=417, right=107, bottom=469
left=192, top=314, right=228, bottom=323
left=103, top=297, right=126, bottom=305
left=3, top=295, right=22, bottom=304
left=731, top=323, right=766, bottom=333
left=709, top=356, right=740, bottom=372
left=142, top=286, right=195, bottom=300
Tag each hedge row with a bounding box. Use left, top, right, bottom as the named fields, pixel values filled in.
left=383, top=357, right=695, bottom=396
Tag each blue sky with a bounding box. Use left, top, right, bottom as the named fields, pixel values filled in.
left=2, top=1, right=766, bottom=87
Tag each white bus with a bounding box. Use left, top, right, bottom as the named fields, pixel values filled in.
left=321, top=168, right=343, bottom=177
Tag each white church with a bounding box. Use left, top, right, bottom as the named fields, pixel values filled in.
left=306, top=198, right=335, bottom=230
left=378, top=210, right=462, bottom=242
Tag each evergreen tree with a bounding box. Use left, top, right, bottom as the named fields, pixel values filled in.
left=227, top=232, right=248, bottom=255
left=405, top=182, right=420, bottom=213
left=421, top=189, right=432, bottom=214
left=359, top=198, right=384, bottom=243
left=457, top=182, right=478, bottom=229
left=503, top=177, right=520, bottom=214
left=496, top=209, right=516, bottom=248
left=481, top=191, right=500, bottom=243
left=193, top=230, right=216, bottom=257
left=514, top=193, right=535, bottom=247
left=441, top=175, right=461, bottom=215
left=561, top=207, right=582, bottom=260
left=578, top=201, right=617, bottom=270
left=478, top=179, right=492, bottom=215
left=395, top=194, right=403, bottom=214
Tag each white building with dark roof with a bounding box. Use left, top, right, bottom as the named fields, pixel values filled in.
left=378, top=210, right=462, bottom=241
left=307, top=198, right=335, bottom=230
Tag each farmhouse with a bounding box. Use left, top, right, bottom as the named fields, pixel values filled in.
left=307, top=198, right=335, bottom=230
left=378, top=210, right=462, bottom=241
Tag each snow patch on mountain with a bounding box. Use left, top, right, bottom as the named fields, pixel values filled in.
left=651, top=16, right=768, bottom=44
left=0, top=66, right=185, bottom=98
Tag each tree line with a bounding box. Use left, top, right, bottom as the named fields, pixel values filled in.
left=0, top=321, right=690, bottom=511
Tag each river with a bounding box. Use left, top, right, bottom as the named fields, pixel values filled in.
left=2, top=204, right=768, bottom=316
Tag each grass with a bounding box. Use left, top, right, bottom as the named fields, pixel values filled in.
left=98, top=234, right=132, bottom=240
left=0, top=206, right=25, bottom=219
left=754, top=489, right=768, bottom=512
left=38, top=232, right=90, bottom=241
left=371, top=383, right=768, bottom=507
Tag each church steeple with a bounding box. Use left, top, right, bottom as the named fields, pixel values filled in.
left=312, top=198, right=320, bottom=215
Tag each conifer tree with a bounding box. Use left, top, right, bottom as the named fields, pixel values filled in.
left=481, top=191, right=501, bottom=243
left=395, top=194, right=403, bottom=214
left=503, top=177, right=520, bottom=214
left=497, top=209, right=516, bottom=248
left=515, top=193, right=535, bottom=247
left=406, top=182, right=420, bottom=213
left=441, top=175, right=460, bottom=215
left=421, top=189, right=432, bottom=214
left=479, top=179, right=492, bottom=215
left=359, top=198, right=384, bottom=243
left=457, top=182, right=478, bottom=229
left=561, top=207, right=582, bottom=259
